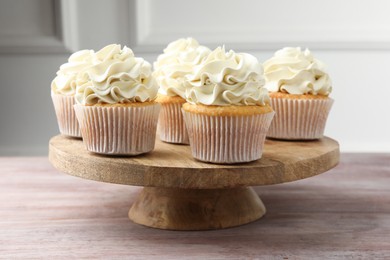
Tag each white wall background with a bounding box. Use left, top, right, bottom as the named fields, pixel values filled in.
left=0, top=0, right=389, bottom=155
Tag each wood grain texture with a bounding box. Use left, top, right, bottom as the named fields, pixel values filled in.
left=128, top=187, right=266, bottom=230
left=48, top=135, right=340, bottom=188
left=49, top=135, right=339, bottom=230
left=1, top=155, right=390, bottom=258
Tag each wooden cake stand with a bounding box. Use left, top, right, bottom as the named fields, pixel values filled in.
left=49, top=135, right=339, bottom=230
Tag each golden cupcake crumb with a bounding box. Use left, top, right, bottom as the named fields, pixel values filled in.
left=182, top=103, right=273, bottom=116
left=269, top=92, right=329, bottom=100
left=89, top=101, right=158, bottom=107
left=155, top=94, right=186, bottom=104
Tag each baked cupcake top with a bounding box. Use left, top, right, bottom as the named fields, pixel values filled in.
left=263, top=47, right=332, bottom=96
left=153, top=38, right=211, bottom=99
left=51, top=49, right=94, bottom=96
left=75, top=44, right=158, bottom=105
left=185, top=46, right=269, bottom=106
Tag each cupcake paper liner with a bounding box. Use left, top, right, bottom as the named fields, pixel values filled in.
left=74, top=103, right=160, bottom=155
left=158, top=102, right=189, bottom=144
left=267, top=98, right=334, bottom=140
left=51, top=92, right=81, bottom=138
left=182, top=110, right=275, bottom=164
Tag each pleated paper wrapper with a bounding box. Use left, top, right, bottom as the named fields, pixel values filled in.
left=182, top=111, right=275, bottom=164
left=267, top=98, right=334, bottom=140
left=74, top=103, right=160, bottom=155
left=157, top=102, right=189, bottom=144
left=51, top=92, right=81, bottom=138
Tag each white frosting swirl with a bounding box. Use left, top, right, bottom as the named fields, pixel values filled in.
left=75, top=44, right=158, bottom=105
left=264, top=47, right=332, bottom=95
left=153, top=38, right=211, bottom=98
left=185, top=46, right=269, bottom=106
left=51, top=49, right=94, bottom=96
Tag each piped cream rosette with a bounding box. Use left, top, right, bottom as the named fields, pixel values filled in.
left=51, top=49, right=95, bottom=137
left=74, top=44, right=160, bottom=155
left=264, top=47, right=333, bottom=140
left=153, top=38, right=211, bottom=144
left=183, top=46, right=274, bottom=164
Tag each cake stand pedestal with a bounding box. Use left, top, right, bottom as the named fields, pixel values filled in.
left=49, top=135, right=339, bottom=230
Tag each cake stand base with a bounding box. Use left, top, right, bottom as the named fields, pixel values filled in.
left=128, top=187, right=266, bottom=230
left=49, top=135, right=340, bottom=231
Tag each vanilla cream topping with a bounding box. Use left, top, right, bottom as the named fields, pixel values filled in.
left=75, top=44, right=158, bottom=105
left=185, top=46, right=269, bottom=106
left=153, top=38, right=211, bottom=98
left=51, top=49, right=94, bottom=96
left=263, top=47, right=332, bottom=95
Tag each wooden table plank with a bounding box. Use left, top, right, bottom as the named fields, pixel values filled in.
left=0, top=154, right=389, bottom=259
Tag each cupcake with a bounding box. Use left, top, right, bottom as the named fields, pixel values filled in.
left=263, top=47, right=333, bottom=140
left=51, top=49, right=94, bottom=137
left=153, top=38, right=210, bottom=144
left=74, top=44, right=160, bottom=155
left=183, top=46, right=274, bottom=164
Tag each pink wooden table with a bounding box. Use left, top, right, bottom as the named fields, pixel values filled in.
left=1, top=154, right=389, bottom=259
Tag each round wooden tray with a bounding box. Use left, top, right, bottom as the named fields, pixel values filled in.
left=49, top=135, right=339, bottom=230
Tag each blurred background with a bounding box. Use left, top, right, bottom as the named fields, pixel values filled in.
left=0, top=0, right=389, bottom=155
